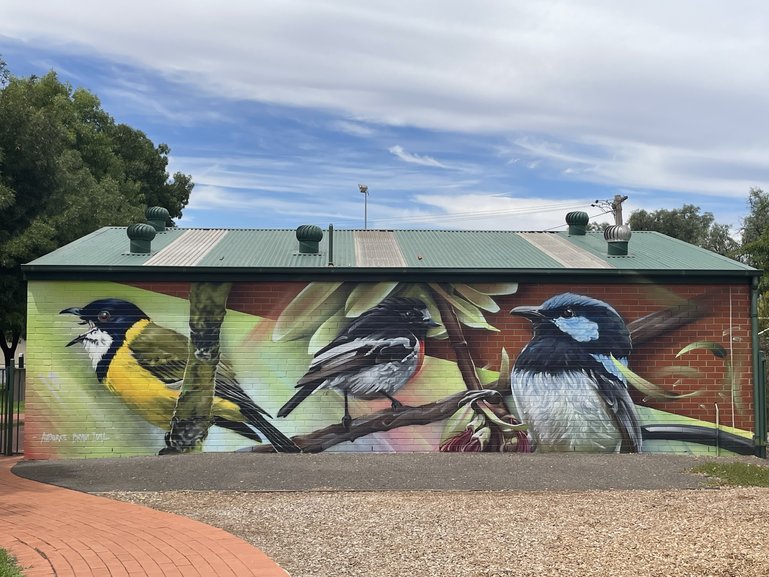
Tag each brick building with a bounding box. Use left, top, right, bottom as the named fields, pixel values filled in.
left=22, top=210, right=766, bottom=458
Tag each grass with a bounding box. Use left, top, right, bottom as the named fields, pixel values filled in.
left=0, top=548, right=24, bottom=577
left=691, top=461, right=769, bottom=487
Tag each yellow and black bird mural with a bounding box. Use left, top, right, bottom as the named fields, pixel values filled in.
left=61, top=298, right=300, bottom=453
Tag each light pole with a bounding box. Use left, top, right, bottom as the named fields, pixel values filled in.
left=358, top=184, right=368, bottom=229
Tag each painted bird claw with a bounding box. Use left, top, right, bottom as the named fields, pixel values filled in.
left=458, top=389, right=502, bottom=407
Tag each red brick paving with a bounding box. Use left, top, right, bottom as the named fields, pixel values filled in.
left=0, top=457, right=289, bottom=576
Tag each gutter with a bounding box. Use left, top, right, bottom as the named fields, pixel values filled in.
left=751, top=275, right=767, bottom=458
left=21, top=265, right=763, bottom=282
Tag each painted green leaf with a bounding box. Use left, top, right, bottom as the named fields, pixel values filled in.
left=308, top=308, right=348, bottom=355
left=453, top=283, right=500, bottom=312
left=674, top=341, right=744, bottom=413
left=611, top=355, right=702, bottom=399
left=724, top=358, right=745, bottom=415
left=456, top=308, right=500, bottom=331
left=440, top=404, right=476, bottom=442
left=427, top=326, right=449, bottom=339
left=345, top=282, right=399, bottom=317
left=676, top=341, right=728, bottom=359
left=476, top=400, right=528, bottom=433
left=654, top=366, right=703, bottom=379
left=399, top=284, right=447, bottom=338
left=497, top=348, right=510, bottom=391
left=429, top=283, right=498, bottom=331
left=466, top=282, right=519, bottom=296
left=272, top=282, right=346, bottom=342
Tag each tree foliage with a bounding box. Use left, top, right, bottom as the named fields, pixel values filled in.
left=627, top=204, right=738, bottom=256
left=737, top=188, right=769, bottom=351
left=0, top=62, right=193, bottom=365
left=740, top=188, right=769, bottom=269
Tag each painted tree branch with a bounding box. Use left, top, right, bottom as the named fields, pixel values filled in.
left=163, top=282, right=232, bottom=454
left=429, top=286, right=520, bottom=444
left=430, top=286, right=482, bottom=390
left=246, top=389, right=502, bottom=453
left=628, top=293, right=712, bottom=345
left=248, top=293, right=713, bottom=454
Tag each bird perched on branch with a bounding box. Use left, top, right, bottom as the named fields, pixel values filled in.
left=61, top=298, right=300, bottom=453
left=278, top=296, right=439, bottom=431
left=510, top=293, right=642, bottom=453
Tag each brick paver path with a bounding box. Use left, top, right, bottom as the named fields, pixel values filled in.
left=0, top=457, right=289, bottom=577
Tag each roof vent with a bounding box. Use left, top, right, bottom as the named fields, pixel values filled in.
left=565, top=211, right=589, bottom=235
left=604, top=224, right=632, bottom=256
left=296, top=224, right=323, bottom=254
left=127, top=222, right=156, bottom=253
left=146, top=206, right=170, bottom=232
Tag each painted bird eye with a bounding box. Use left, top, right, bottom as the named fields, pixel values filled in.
left=562, top=308, right=574, bottom=319
left=97, top=310, right=111, bottom=322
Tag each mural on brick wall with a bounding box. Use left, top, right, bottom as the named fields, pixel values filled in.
left=24, top=279, right=755, bottom=458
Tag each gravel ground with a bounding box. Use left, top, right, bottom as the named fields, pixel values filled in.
left=108, top=487, right=769, bottom=577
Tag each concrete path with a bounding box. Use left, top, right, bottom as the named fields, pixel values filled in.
left=12, top=452, right=758, bottom=492
left=0, top=457, right=289, bottom=577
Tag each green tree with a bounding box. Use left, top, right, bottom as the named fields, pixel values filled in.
left=738, top=187, right=769, bottom=351
left=587, top=221, right=611, bottom=232
left=0, top=63, right=193, bottom=366
left=627, top=204, right=738, bottom=256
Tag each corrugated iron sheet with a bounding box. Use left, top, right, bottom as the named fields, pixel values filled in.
left=393, top=230, right=565, bottom=268
left=24, top=226, right=759, bottom=276
left=517, top=232, right=613, bottom=269
left=354, top=231, right=407, bottom=267
left=144, top=229, right=228, bottom=267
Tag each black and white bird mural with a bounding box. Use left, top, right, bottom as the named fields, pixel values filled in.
left=278, top=297, right=439, bottom=431
left=510, top=293, right=642, bottom=453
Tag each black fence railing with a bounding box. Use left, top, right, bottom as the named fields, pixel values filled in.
left=1, top=363, right=25, bottom=455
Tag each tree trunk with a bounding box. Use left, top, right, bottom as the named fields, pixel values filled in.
left=162, top=282, right=232, bottom=454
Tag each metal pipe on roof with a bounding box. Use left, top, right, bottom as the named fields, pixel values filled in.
left=328, top=224, right=334, bottom=267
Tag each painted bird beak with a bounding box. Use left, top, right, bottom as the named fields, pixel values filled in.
left=60, top=307, right=89, bottom=346
left=60, top=307, right=83, bottom=316
left=425, top=319, right=441, bottom=328
left=65, top=333, right=87, bottom=347
left=510, top=305, right=544, bottom=320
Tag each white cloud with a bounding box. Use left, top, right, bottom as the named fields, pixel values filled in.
left=3, top=0, right=767, bottom=218
left=374, top=193, right=591, bottom=230
left=388, top=145, right=449, bottom=168
left=331, top=120, right=376, bottom=137
left=186, top=185, right=363, bottom=222
left=507, top=137, right=766, bottom=199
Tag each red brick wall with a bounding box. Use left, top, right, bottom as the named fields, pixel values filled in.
left=26, top=278, right=756, bottom=458
left=131, top=279, right=755, bottom=431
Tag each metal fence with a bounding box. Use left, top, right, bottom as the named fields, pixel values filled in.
left=1, top=364, right=25, bottom=455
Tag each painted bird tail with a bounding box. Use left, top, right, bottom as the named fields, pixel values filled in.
left=240, top=406, right=301, bottom=453
left=277, top=386, right=314, bottom=419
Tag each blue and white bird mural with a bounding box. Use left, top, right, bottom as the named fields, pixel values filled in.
left=510, top=293, right=642, bottom=453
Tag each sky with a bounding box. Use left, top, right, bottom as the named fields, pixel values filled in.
left=1, top=1, right=768, bottom=232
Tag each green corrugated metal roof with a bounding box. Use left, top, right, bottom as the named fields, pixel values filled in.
left=393, top=230, right=564, bottom=268
left=23, top=226, right=759, bottom=277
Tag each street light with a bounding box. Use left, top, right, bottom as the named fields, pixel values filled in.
left=358, top=184, right=368, bottom=229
